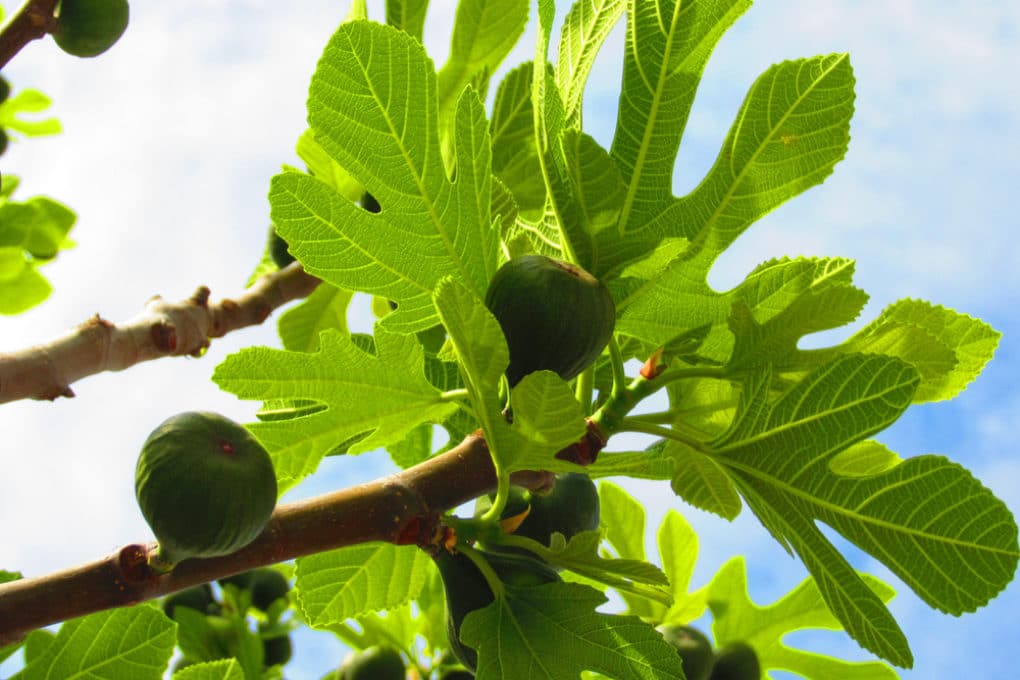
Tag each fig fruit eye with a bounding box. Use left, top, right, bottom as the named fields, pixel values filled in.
left=134, top=411, right=277, bottom=572
left=484, top=254, right=615, bottom=386
left=52, top=0, right=130, bottom=58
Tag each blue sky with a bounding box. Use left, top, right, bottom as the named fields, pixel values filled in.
left=1, top=1, right=1017, bottom=678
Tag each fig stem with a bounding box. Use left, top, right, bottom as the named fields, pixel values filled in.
left=607, top=336, right=628, bottom=398
left=575, top=364, right=595, bottom=413
left=617, top=418, right=710, bottom=453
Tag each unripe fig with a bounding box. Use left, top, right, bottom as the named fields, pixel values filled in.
left=249, top=568, right=291, bottom=611
left=53, top=0, right=130, bottom=58
left=484, top=254, right=615, bottom=386
left=135, top=411, right=277, bottom=571
left=439, top=670, right=475, bottom=679
left=262, top=634, right=293, bottom=667
left=658, top=624, right=715, bottom=680
left=0, top=77, right=10, bottom=104
left=434, top=549, right=561, bottom=671
left=0, top=130, right=8, bottom=157
left=267, top=225, right=295, bottom=268
left=476, top=473, right=600, bottom=550
left=336, top=646, right=406, bottom=680
left=162, top=583, right=219, bottom=619
left=709, top=641, right=761, bottom=680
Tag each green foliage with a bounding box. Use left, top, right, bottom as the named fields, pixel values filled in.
left=53, top=0, right=130, bottom=58
left=9, top=606, right=175, bottom=680
left=135, top=412, right=277, bottom=569
left=0, top=180, right=76, bottom=315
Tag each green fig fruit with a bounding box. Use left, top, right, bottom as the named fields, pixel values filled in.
left=484, top=254, right=615, bottom=386
left=336, top=646, right=406, bottom=680
left=162, top=583, right=219, bottom=619
left=262, top=634, right=293, bottom=667
left=709, top=641, right=761, bottom=680
left=135, top=411, right=277, bottom=571
left=434, top=549, right=561, bottom=671
left=658, top=624, right=715, bottom=680
left=439, top=670, right=475, bottom=679
left=0, top=77, right=10, bottom=104
left=476, top=473, right=600, bottom=550
left=0, top=130, right=8, bottom=157
left=53, top=0, right=130, bottom=58
left=267, top=225, right=295, bottom=268
left=249, top=568, right=291, bottom=611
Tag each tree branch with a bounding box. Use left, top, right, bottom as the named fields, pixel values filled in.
left=0, top=0, right=59, bottom=69
left=0, top=432, right=562, bottom=645
left=0, top=262, right=320, bottom=404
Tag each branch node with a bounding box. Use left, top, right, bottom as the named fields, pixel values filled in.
left=118, top=544, right=154, bottom=585
left=190, top=286, right=211, bottom=307
left=150, top=321, right=178, bottom=353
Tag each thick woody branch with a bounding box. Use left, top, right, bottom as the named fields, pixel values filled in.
left=0, top=432, right=560, bottom=645
left=0, top=1, right=59, bottom=69
left=0, top=262, right=320, bottom=404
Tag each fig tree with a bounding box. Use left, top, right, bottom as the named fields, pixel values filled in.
left=434, top=548, right=561, bottom=671
left=336, top=646, right=406, bottom=680
left=709, top=641, right=761, bottom=680
left=135, top=411, right=277, bottom=572
left=484, top=254, right=615, bottom=386
left=658, top=624, right=715, bottom=680
left=53, top=0, right=130, bottom=58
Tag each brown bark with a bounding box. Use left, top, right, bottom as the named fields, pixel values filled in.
left=0, top=432, right=557, bottom=645
left=0, top=262, right=321, bottom=404
left=0, top=1, right=59, bottom=69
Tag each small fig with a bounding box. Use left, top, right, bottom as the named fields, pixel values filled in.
left=249, top=568, right=291, bottom=611
left=162, top=583, right=219, bottom=618
left=484, top=254, right=615, bottom=386
left=336, top=646, right=406, bottom=680
left=439, top=670, right=475, bottom=679
left=658, top=624, right=715, bottom=680
left=0, top=130, right=8, bottom=157
left=434, top=549, right=560, bottom=671
left=709, top=641, right=761, bottom=680
left=262, top=634, right=293, bottom=667
left=53, top=0, right=130, bottom=58
left=476, top=473, right=599, bottom=550
left=267, top=225, right=295, bottom=268
left=135, top=411, right=277, bottom=571
left=0, top=77, right=10, bottom=104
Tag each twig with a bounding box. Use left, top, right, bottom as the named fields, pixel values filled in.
left=0, top=0, right=59, bottom=70
left=0, top=432, right=558, bottom=645
left=0, top=262, right=321, bottom=404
